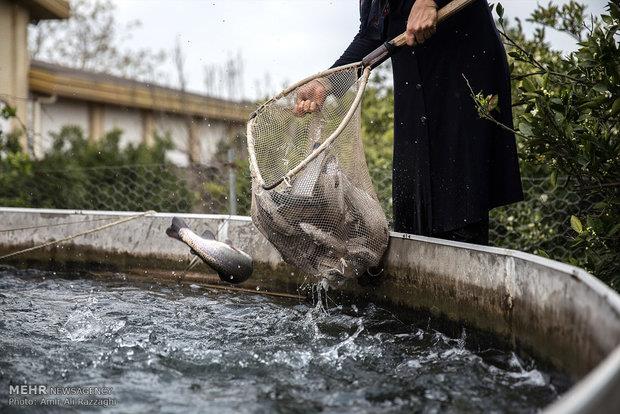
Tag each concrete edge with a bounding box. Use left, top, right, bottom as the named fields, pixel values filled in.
left=0, top=207, right=253, bottom=222
left=545, top=346, right=620, bottom=414
left=390, top=231, right=620, bottom=313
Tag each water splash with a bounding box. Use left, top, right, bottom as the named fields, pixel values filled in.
left=0, top=267, right=568, bottom=413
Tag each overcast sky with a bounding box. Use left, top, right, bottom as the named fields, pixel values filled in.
left=111, top=0, right=607, bottom=99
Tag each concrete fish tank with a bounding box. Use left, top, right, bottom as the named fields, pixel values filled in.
left=0, top=208, right=619, bottom=413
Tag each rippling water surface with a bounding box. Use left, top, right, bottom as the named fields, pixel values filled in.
left=0, top=267, right=569, bottom=413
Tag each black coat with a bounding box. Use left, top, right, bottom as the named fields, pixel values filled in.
left=333, top=0, right=523, bottom=235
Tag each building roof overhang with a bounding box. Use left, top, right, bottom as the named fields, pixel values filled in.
left=18, top=0, right=70, bottom=20
left=28, top=60, right=251, bottom=124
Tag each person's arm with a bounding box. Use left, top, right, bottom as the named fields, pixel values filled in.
left=295, top=30, right=382, bottom=115
left=331, top=31, right=384, bottom=69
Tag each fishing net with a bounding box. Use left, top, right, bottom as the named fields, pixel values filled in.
left=247, top=64, right=389, bottom=280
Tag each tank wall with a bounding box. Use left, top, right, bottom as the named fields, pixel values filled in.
left=380, top=234, right=620, bottom=377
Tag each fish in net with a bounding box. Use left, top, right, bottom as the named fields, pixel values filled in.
left=248, top=65, right=388, bottom=280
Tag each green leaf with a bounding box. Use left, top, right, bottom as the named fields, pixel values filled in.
left=612, top=98, right=620, bottom=115
left=570, top=215, right=583, bottom=234
left=496, top=3, right=504, bottom=18
left=487, top=94, right=499, bottom=112
left=549, top=171, right=557, bottom=188
left=518, top=122, right=533, bottom=137
left=1, top=105, right=17, bottom=118
left=593, top=201, right=607, bottom=210
left=608, top=223, right=620, bottom=238
left=592, top=83, right=608, bottom=93
left=521, top=79, right=532, bottom=92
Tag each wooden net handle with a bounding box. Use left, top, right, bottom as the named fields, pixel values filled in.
left=391, top=0, right=477, bottom=47
left=361, top=0, right=477, bottom=68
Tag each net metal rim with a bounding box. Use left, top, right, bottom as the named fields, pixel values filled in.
left=247, top=64, right=370, bottom=190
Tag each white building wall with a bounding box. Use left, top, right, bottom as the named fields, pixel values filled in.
left=196, top=118, right=229, bottom=163
left=153, top=113, right=189, bottom=166
left=0, top=0, right=30, bottom=150
left=102, top=106, right=142, bottom=148
left=38, top=98, right=89, bottom=152
left=0, top=103, right=9, bottom=135
left=154, top=113, right=188, bottom=151
left=33, top=97, right=234, bottom=166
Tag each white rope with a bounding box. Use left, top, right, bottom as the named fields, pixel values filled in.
left=0, top=210, right=156, bottom=260
left=0, top=216, right=116, bottom=233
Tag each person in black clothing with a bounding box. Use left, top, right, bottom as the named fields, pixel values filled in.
left=295, top=0, right=523, bottom=245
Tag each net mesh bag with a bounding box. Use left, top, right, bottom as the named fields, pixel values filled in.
left=247, top=65, right=389, bottom=280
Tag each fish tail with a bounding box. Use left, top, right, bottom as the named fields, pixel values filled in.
left=166, top=217, right=190, bottom=240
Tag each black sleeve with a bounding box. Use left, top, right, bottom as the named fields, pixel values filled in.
left=331, top=31, right=384, bottom=68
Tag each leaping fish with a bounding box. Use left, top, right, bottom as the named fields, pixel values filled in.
left=166, top=217, right=253, bottom=284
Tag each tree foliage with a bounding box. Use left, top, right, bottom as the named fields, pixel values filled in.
left=29, top=0, right=167, bottom=82
left=471, top=1, right=620, bottom=287
left=361, top=64, right=395, bottom=224
left=0, top=122, right=195, bottom=212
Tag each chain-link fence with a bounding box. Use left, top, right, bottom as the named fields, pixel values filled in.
left=488, top=177, right=585, bottom=259
left=1, top=163, right=242, bottom=216
left=1, top=139, right=580, bottom=265
left=367, top=170, right=582, bottom=260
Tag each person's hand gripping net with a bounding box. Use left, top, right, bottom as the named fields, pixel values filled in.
left=406, top=0, right=438, bottom=45
left=293, top=79, right=327, bottom=116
